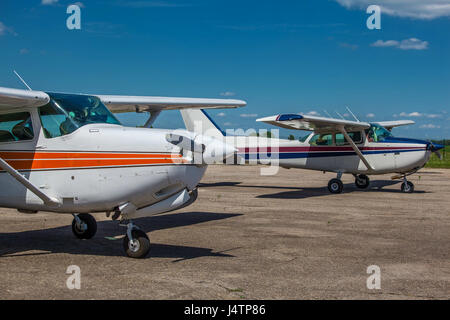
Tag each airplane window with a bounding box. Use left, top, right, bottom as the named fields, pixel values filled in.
left=335, top=131, right=363, bottom=145
left=0, top=112, right=34, bottom=143
left=309, top=133, right=333, bottom=146
left=367, top=124, right=392, bottom=142
left=38, top=93, right=121, bottom=138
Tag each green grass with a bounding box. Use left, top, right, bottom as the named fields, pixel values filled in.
left=426, top=146, right=450, bottom=168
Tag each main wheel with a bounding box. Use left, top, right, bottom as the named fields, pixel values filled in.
left=401, top=181, right=414, bottom=193
left=123, top=229, right=150, bottom=259
left=355, top=174, right=370, bottom=189
left=72, top=214, right=97, bottom=239
left=328, top=178, right=344, bottom=194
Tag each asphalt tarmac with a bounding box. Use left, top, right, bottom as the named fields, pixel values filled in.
left=0, top=166, right=449, bottom=299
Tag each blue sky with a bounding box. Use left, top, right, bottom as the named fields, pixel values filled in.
left=0, top=0, right=449, bottom=139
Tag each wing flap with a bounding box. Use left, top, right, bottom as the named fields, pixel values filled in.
left=257, top=114, right=370, bottom=132
left=97, top=95, right=246, bottom=113
left=0, top=87, right=50, bottom=109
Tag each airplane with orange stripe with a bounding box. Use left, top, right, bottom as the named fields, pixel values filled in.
left=0, top=85, right=245, bottom=258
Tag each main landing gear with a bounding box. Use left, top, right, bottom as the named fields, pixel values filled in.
left=327, top=173, right=371, bottom=194
left=71, top=213, right=150, bottom=258
left=72, top=213, right=97, bottom=239
left=354, top=174, right=370, bottom=189
left=328, top=172, right=344, bottom=194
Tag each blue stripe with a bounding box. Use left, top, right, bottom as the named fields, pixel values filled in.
left=237, top=149, right=425, bottom=160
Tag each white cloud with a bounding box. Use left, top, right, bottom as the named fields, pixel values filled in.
left=223, top=122, right=232, bottom=126
left=399, top=112, right=423, bottom=117
left=19, top=48, right=29, bottom=55
left=41, top=0, right=59, bottom=5
left=420, top=124, right=441, bottom=129
left=366, top=113, right=375, bottom=118
left=240, top=113, right=258, bottom=118
left=220, top=91, right=236, bottom=97
left=371, top=38, right=429, bottom=50
left=217, top=112, right=226, bottom=117
left=335, top=0, right=450, bottom=20
left=305, top=111, right=320, bottom=116
left=0, top=22, right=17, bottom=36
left=425, top=114, right=442, bottom=119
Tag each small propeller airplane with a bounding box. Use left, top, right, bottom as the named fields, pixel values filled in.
left=0, top=82, right=245, bottom=258
left=181, top=109, right=444, bottom=194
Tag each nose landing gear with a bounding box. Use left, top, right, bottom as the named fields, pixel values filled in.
left=121, top=221, right=151, bottom=259
left=401, top=177, right=415, bottom=193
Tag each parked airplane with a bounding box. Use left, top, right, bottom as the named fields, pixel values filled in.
left=181, top=109, right=444, bottom=194
left=0, top=86, right=245, bottom=258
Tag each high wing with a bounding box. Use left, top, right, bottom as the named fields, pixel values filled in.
left=256, top=114, right=370, bottom=133
left=257, top=113, right=374, bottom=171
left=0, top=87, right=50, bottom=109
left=373, top=120, right=415, bottom=130
left=97, top=95, right=247, bottom=113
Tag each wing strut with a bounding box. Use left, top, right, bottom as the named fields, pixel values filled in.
left=338, top=126, right=375, bottom=172
left=0, top=158, right=61, bottom=207
left=143, top=110, right=161, bottom=128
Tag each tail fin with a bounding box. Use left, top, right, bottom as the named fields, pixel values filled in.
left=180, top=109, right=225, bottom=139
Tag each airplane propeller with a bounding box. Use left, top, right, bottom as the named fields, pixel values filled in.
left=166, top=133, right=236, bottom=164
left=427, top=142, right=444, bottom=160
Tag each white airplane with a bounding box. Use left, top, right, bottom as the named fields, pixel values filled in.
left=0, top=86, right=245, bottom=258
left=181, top=110, right=444, bottom=194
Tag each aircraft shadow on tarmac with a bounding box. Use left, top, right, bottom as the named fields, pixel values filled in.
left=199, top=180, right=428, bottom=199
left=0, top=211, right=241, bottom=261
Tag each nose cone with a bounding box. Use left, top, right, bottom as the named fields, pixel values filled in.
left=195, top=135, right=236, bottom=164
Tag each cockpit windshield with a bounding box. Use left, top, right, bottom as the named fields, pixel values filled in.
left=38, top=93, right=121, bottom=138
left=367, top=124, right=393, bottom=142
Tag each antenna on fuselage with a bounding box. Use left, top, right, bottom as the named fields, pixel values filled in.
left=346, top=106, right=360, bottom=122
left=13, top=70, right=32, bottom=91
left=335, top=111, right=345, bottom=120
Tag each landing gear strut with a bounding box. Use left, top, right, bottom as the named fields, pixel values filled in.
left=400, top=176, right=414, bottom=193
left=355, top=174, right=370, bottom=189
left=72, top=213, right=97, bottom=239
left=328, top=172, right=344, bottom=194
left=121, top=221, right=150, bottom=259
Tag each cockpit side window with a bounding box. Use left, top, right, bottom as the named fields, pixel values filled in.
left=367, top=124, right=393, bottom=143
left=38, top=93, right=121, bottom=139
left=309, top=133, right=334, bottom=146
left=0, top=112, right=34, bottom=143
left=335, top=131, right=363, bottom=145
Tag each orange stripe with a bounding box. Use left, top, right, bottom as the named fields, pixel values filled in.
left=0, top=151, right=183, bottom=160
left=5, top=158, right=189, bottom=170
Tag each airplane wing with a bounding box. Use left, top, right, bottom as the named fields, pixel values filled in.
left=373, top=120, right=415, bottom=130
left=256, top=114, right=370, bottom=133
left=96, top=95, right=247, bottom=113
left=0, top=87, right=50, bottom=109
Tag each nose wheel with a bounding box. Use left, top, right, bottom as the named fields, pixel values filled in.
left=401, top=179, right=415, bottom=193
left=122, top=222, right=150, bottom=259
left=72, top=213, right=97, bottom=239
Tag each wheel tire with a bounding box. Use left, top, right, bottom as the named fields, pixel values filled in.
left=355, top=174, right=370, bottom=189
left=72, top=213, right=97, bottom=239
left=328, top=179, right=344, bottom=194
left=123, top=230, right=150, bottom=259
left=401, top=181, right=414, bottom=193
